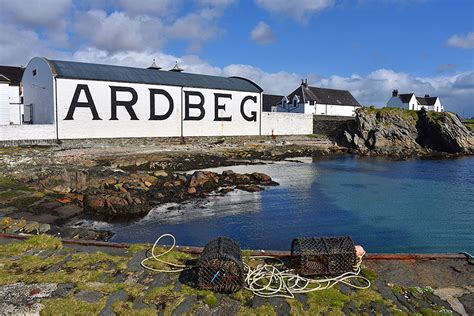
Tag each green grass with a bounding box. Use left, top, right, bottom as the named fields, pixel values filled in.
left=0, top=234, right=62, bottom=257
left=0, top=177, right=30, bottom=191
left=41, top=297, right=106, bottom=316
left=463, top=121, right=474, bottom=131
left=359, top=107, right=418, bottom=124
left=427, top=111, right=447, bottom=121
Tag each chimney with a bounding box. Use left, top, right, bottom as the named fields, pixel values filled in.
left=147, top=59, right=162, bottom=70
left=392, top=89, right=399, bottom=97
left=301, top=79, right=308, bottom=88
left=424, top=94, right=430, bottom=98
left=170, top=61, right=184, bottom=72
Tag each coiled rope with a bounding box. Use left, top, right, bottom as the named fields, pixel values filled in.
left=243, top=254, right=371, bottom=298
left=141, top=234, right=371, bottom=298
left=140, top=233, right=195, bottom=273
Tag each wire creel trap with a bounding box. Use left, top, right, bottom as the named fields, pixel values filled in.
left=291, top=236, right=356, bottom=276
left=197, top=237, right=244, bottom=293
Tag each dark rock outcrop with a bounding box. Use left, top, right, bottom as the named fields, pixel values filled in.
left=82, top=170, right=279, bottom=221
left=343, top=107, right=474, bottom=157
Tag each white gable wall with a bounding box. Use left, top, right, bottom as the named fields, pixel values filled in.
left=22, top=58, right=55, bottom=124
left=8, top=85, right=22, bottom=125
left=0, top=82, right=10, bottom=125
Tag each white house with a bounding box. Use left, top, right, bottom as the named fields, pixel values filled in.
left=387, top=90, right=444, bottom=112
left=0, top=66, right=24, bottom=125
left=275, top=80, right=361, bottom=116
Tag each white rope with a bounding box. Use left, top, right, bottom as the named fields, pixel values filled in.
left=243, top=253, right=371, bottom=298
left=140, top=233, right=195, bottom=273
left=141, top=234, right=371, bottom=298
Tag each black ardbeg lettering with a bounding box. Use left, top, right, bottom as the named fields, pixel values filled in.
left=64, top=84, right=101, bottom=120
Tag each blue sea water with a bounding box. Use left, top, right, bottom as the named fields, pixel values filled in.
left=107, top=156, right=474, bottom=254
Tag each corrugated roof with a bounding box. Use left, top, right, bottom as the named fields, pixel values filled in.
left=262, top=94, right=284, bottom=111
left=0, top=66, right=24, bottom=86
left=46, top=59, right=263, bottom=93
left=288, top=85, right=360, bottom=106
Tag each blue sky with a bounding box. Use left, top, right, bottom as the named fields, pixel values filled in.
left=1, top=0, right=473, bottom=116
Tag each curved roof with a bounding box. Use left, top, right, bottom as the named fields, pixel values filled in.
left=45, top=59, right=262, bottom=93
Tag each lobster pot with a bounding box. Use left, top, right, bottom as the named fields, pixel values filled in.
left=291, top=236, right=356, bottom=276
left=197, top=237, right=244, bottom=293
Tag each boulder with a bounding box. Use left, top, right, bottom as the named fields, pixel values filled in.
left=153, top=170, right=168, bottom=178
left=343, top=107, right=474, bottom=157
left=187, top=171, right=219, bottom=189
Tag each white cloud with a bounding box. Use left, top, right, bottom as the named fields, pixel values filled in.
left=0, top=24, right=67, bottom=66
left=255, top=0, right=335, bottom=21
left=250, top=22, right=275, bottom=44
left=446, top=32, right=474, bottom=49
left=0, top=0, right=73, bottom=47
left=167, top=12, right=222, bottom=52
left=0, top=0, right=72, bottom=28
left=74, top=10, right=166, bottom=53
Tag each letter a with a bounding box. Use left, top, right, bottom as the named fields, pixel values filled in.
left=64, top=84, right=101, bottom=120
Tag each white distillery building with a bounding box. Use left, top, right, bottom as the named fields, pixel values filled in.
left=275, top=80, right=361, bottom=116
left=387, top=90, right=444, bottom=112
left=0, top=66, right=24, bottom=125
left=0, top=57, right=313, bottom=143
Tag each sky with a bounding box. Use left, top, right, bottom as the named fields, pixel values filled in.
left=0, top=0, right=473, bottom=116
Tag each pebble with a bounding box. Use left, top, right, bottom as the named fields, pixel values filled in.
left=172, top=295, right=196, bottom=316
left=38, top=223, right=51, bottom=233
left=75, top=290, right=104, bottom=303
left=99, top=290, right=129, bottom=316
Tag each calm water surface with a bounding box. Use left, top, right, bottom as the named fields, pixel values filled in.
left=104, top=156, right=473, bottom=253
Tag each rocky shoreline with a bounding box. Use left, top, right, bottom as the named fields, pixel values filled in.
left=1, top=136, right=341, bottom=240
left=1, top=124, right=473, bottom=241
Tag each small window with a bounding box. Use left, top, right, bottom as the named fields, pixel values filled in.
left=293, top=99, right=297, bottom=107
left=32, top=69, right=37, bottom=76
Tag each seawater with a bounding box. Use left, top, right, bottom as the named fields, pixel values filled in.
left=105, top=155, right=474, bottom=253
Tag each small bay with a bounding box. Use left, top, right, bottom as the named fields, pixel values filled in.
left=108, top=155, right=474, bottom=254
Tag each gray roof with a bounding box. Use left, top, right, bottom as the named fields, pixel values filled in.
left=46, top=59, right=263, bottom=93
left=288, top=85, right=360, bottom=106
left=262, top=94, right=284, bottom=111
left=0, top=65, right=24, bottom=85
left=399, top=93, right=414, bottom=103
left=416, top=96, right=438, bottom=106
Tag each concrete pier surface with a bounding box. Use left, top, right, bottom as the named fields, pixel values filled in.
left=0, top=234, right=472, bottom=315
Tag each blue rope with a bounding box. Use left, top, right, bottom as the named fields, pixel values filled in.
left=210, top=270, right=220, bottom=284
left=459, top=251, right=474, bottom=259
